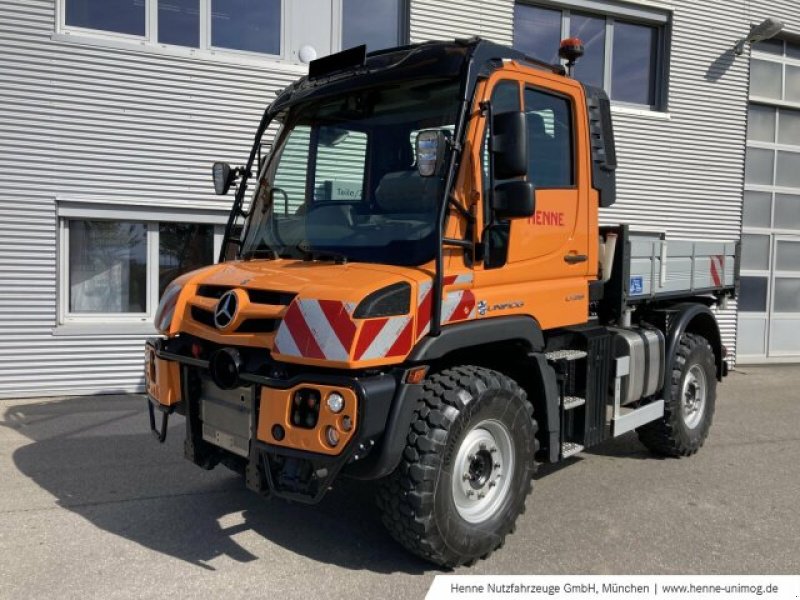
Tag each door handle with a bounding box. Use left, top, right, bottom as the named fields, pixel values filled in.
left=564, top=254, right=588, bottom=264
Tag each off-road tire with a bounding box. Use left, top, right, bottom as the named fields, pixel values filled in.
left=637, top=333, right=716, bottom=457
left=376, top=365, right=538, bottom=568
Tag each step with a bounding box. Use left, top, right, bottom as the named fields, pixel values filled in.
left=545, top=349, right=588, bottom=362
left=563, top=396, right=586, bottom=410
left=561, top=442, right=585, bottom=459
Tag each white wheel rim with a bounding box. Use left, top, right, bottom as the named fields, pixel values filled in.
left=682, top=364, right=707, bottom=429
left=451, top=419, right=515, bottom=524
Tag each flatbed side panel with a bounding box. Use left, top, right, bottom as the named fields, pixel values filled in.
left=626, top=233, right=736, bottom=301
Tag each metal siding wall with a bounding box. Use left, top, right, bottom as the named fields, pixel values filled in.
left=598, top=1, right=749, bottom=365
left=598, top=0, right=799, bottom=366
left=0, top=0, right=299, bottom=398
left=410, top=0, right=514, bottom=45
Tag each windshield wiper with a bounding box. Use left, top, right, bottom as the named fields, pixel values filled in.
left=296, top=242, right=349, bottom=265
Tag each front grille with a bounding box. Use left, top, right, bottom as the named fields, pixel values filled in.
left=197, top=285, right=295, bottom=306
left=236, top=318, right=279, bottom=333
left=247, top=289, right=296, bottom=306
left=197, top=285, right=229, bottom=299
left=191, top=306, right=216, bottom=328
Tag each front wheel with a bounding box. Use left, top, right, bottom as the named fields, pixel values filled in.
left=637, top=333, right=717, bottom=457
left=376, top=366, right=537, bottom=567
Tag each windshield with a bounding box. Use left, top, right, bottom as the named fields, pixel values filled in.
left=239, top=78, right=460, bottom=266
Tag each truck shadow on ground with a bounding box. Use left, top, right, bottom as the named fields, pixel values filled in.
left=3, top=395, right=431, bottom=574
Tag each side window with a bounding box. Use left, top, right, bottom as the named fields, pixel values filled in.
left=314, top=128, right=368, bottom=202
left=524, top=88, right=574, bottom=188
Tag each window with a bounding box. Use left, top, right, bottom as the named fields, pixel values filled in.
left=69, top=221, right=147, bottom=313
left=158, top=0, right=199, bottom=48
left=66, top=0, right=145, bottom=36
left=211, top=0, right=281, bottom=55
left=62, top=217, right=218, bottom=324
left=62, top=0, right=282, bottom=57
left=513, top=2, right=668, bottom=109
left=525, top=87, right=574, bottom=188
left=158, top=223, right=215, bottom=296
left=342, top=0, right=406, bottom=52
left=61, top=0, right=410, bottom=62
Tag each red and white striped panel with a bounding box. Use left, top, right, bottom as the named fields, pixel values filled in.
left=416, top=273, right=476, bottom=339
left=274, top=299, right=357, bottom=361
left=274, top=273, right=475, bottom=363
left=353, top=315, right=414, bottom=361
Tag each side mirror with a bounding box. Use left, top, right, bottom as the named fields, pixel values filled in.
left=416, top=129, right=448, bottom=177
left=491, top=111, right=527, bottom=179
left=212, top=162, right=233, bottom=195
left=494, top=181, right=535, bottom=219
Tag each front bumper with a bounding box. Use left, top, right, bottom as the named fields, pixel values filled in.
left=145, top=335, right=399, bottom=503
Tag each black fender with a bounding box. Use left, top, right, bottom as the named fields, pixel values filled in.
left=344, top=379, right=423, bottom=480
left=529, top=352, right=562, bottom=464
left=407, top=315, right=545, bottom=362
left=661, top=302, right=725, bottom=391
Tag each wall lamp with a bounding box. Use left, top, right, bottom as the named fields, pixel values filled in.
left=734, top=18, right=785, bottom=55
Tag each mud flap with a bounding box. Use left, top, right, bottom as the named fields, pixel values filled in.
left=147, top=396, right=173, bottom=443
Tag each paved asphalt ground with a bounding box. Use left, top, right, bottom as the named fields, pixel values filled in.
left=1, top=366, right=799, bottom=599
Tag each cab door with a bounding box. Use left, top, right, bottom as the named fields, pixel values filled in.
left=473, top=69, right=592, bottom=331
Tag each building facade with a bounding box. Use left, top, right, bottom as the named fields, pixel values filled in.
left=0, top=0, right=798, bottom=398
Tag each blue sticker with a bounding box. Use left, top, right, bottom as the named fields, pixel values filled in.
left=629, top=276, right=644, bottom=295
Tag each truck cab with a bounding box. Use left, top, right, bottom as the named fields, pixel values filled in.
left=145, top=38, right=736, bottom=568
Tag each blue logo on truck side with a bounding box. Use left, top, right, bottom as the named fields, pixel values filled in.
left=629, top=276, right=644, bottom=295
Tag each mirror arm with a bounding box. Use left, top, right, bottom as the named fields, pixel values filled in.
left=448, top=195, right=474, bottom=223
left=443, top=237, right=473, bottom=249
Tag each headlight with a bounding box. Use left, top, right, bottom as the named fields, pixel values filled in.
left=326, top=392, right=345, bottom=413
left=353, top=282, right=411, bottom=319
left=154, top=282, right=182, bottom=333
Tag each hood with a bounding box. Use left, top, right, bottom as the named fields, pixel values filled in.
left=165, top=259, right=477, bottom=369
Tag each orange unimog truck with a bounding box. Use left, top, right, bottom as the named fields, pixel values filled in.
left=146, top=38, right=738, bottom=567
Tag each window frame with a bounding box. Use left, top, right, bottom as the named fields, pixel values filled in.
left=57, top=0, right=410, bottom=66
left=56, top=202, right=227, bottom=330
left=514, top=0, right=670, bottom=111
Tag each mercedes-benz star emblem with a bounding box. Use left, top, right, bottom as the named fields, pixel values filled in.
left=214, top=291, right=238, bottom=329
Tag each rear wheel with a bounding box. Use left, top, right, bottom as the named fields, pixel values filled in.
left=637, top=333, right=716, bottom=457
left=376, top=365, right=537, bottom=567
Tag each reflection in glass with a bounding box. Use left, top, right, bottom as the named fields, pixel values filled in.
left=774, top=195, right=800, bottom=230
left=158, top=0, right=200, bottom=48
left=741, top=234, right=770, bottom=271
left=342, top=0, right=402, bottom=52
left=69, top=220, right=147, bottom=313
left=211, top=0, right=280, bottom=55
left=611, top=21, right=657, bottom=105
left=750, top=60, right=782, bottom=99
left=778, top=108, right=800, bottom=147
left=775, top=241, right=800, bottom=272
left=66, top=0, right=146, bottom=35
left=747, top=104, right=775, bottom=142
left=513, top=5, right=561, bottom=64
left=570, top=13, right=605, bottom=88
left=743, top=191, right=772, bottom=228
left=738, top=276, right=768, bottom=312
left=774, top=278, right=800, bottom=312
left=776, top=151, right=800, bottom=188
left=744, top=147, right=774, bottom=185
left=159, top=223, right=214, bottom=297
